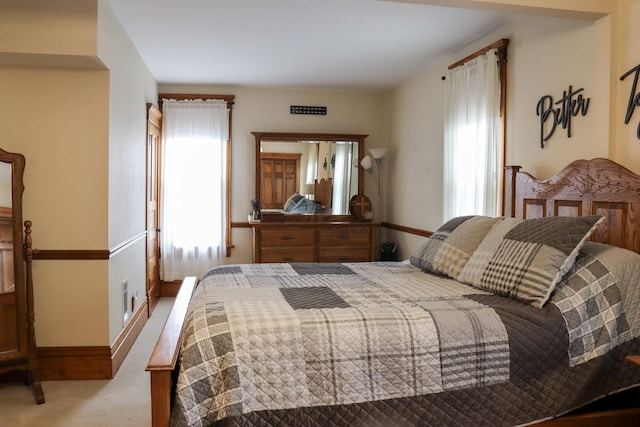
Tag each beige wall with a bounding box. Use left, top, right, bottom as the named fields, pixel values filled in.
left=0, top=0, right=157, bottom=346
left=158, top=84, right=389, bottom=266
left=613, top=0, right=640, bottom=165
left=0, top=67, right=111, bottom=346
left=506, top=15, right=610, bottom=177
left=386, top=0, right=640, bottom=260
left=390, top=0, right=611, bottom=19
left=2, top=0, right=639, bottom=348
left=0, top=0, right=98, bottom=57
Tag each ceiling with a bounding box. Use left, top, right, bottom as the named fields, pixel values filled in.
left=107, top=0, right=519, bottom=91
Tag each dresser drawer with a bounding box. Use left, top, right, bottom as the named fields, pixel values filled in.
left=318, top=247, right=371, bottom=263
left=318, top=227, right=370, bottom=246
left=252, top=222, right=378, bottom=263
left=259, top=228, right=315, bottom=247
left=260, top=247, right=315, bottom=263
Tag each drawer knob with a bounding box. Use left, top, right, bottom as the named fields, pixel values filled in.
left=282, top=257, right=294, bottom=262
left=339, top=234, right=350, bottom=240
left=339, top=256, right=350, bottom=261
left=282, top=235, right=295, bottom=240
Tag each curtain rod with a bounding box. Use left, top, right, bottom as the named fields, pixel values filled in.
left=441, top=38, right=509, bottom=80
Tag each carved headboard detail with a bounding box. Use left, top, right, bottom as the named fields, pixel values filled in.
left=505, top=158, right=640, bottom=253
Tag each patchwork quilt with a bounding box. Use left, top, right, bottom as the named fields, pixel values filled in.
left=170, top=243, right=640, bottom=427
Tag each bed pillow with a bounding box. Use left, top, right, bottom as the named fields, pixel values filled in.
left=283, top=193, right=304, bottom=212
left=288, top=197, right=319, bottom=214
left=410, top=215, right=503, bottom=279
left=457, top=217, right=523, bottom=283
left=457, top=215, right=605, bottom=308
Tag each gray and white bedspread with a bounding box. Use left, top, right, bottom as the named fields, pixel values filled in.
left=171, top=243, right=640, bottom=427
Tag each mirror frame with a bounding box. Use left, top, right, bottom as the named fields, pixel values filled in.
left=0, top=147, right=26, bottom=356
left=252, top=132, right=368, bottom=215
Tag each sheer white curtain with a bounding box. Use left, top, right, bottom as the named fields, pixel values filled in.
left=443, top=49, right=501, bottom=221
left=331, top=142, right=352, bottom=214
left=306, top=142, right=318, bottom=185
left=161, top=99, right=228, bottom=280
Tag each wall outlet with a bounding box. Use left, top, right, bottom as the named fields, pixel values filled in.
left=122, top=279, right=129, bottom=325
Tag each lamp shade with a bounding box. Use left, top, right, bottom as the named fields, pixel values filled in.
left=360, top=155, right=373, bottom=171
left=368, top=148, right=387, bottom=160
left=302, top=183, right=315, bottom=195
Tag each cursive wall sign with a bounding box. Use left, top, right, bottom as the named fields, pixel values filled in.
left=620, top=63, right=640, bottom=139
left=536, top=85, right=590, bottom=148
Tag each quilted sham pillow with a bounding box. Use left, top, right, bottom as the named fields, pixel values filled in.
left=410, top=215, right=503, bottom=279
left=457, top=215, right=605, bottom=308
left=283, top=193, right=304, bottom=211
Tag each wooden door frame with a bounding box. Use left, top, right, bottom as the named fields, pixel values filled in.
left=146, top=103, right=162, bottom=315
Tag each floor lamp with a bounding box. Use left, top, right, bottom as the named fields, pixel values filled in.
left=361, top=148, right=387, bottom=260
left=360, top=148, right=387, bottom=260
left=360, top=148, right=387, bottom=220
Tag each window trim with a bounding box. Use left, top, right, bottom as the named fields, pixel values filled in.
left=158, top=93, right=236, bottom=256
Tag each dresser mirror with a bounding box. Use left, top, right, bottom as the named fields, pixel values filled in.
left=0, top=148, right=43, bottom=403
left=252, top=132, right=367, bottom=216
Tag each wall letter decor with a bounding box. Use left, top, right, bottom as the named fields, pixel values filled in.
left=620, top=63, right=640, bottom=139
left=536, top=85, right=590, bottom=148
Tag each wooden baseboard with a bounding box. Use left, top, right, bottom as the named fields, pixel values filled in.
left=148, top=283, right=160, bottom=316
left=111, top=298, right=149, bottom=376
left=160, top=280, right=182, bottom=297
left=38, top=346, right=113, bottom=380
left=37, top=298, right=150, bottom=380
left=381, top=221, right=432, bottom=238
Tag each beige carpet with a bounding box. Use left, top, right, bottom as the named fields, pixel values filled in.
left=0, top=297, right=174, bottom=427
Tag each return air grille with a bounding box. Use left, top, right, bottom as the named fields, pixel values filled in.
left=290, top=105, right=326, bottom=115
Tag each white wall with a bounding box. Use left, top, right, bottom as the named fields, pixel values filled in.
left=97, top=0, right=158, bottom=343
left=0, top=165, right=12, bottom=207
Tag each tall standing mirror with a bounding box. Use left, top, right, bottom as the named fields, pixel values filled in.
left=252, top=132, right=367, bottom=216
left=0, top=148, right=43, bottom=403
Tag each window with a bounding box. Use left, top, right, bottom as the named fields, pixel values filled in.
left=331, top=141, right=355, bottom=214
left=159, top=95, right=234, bottom=280
left=443, top=39, right=508, bottom=221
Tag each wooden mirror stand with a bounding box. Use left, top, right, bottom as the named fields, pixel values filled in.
left=0, top=148, right=43, bottom=404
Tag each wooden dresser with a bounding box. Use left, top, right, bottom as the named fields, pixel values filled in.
left=251, top=221, right=380, bottom=263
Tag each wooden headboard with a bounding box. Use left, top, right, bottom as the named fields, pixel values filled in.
left=314, top=178, right=333, bottom=208
left=505, top=158, right=640, bottom=254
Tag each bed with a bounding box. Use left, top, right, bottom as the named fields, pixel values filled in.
left=147, top=158, right=640, bottom=426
